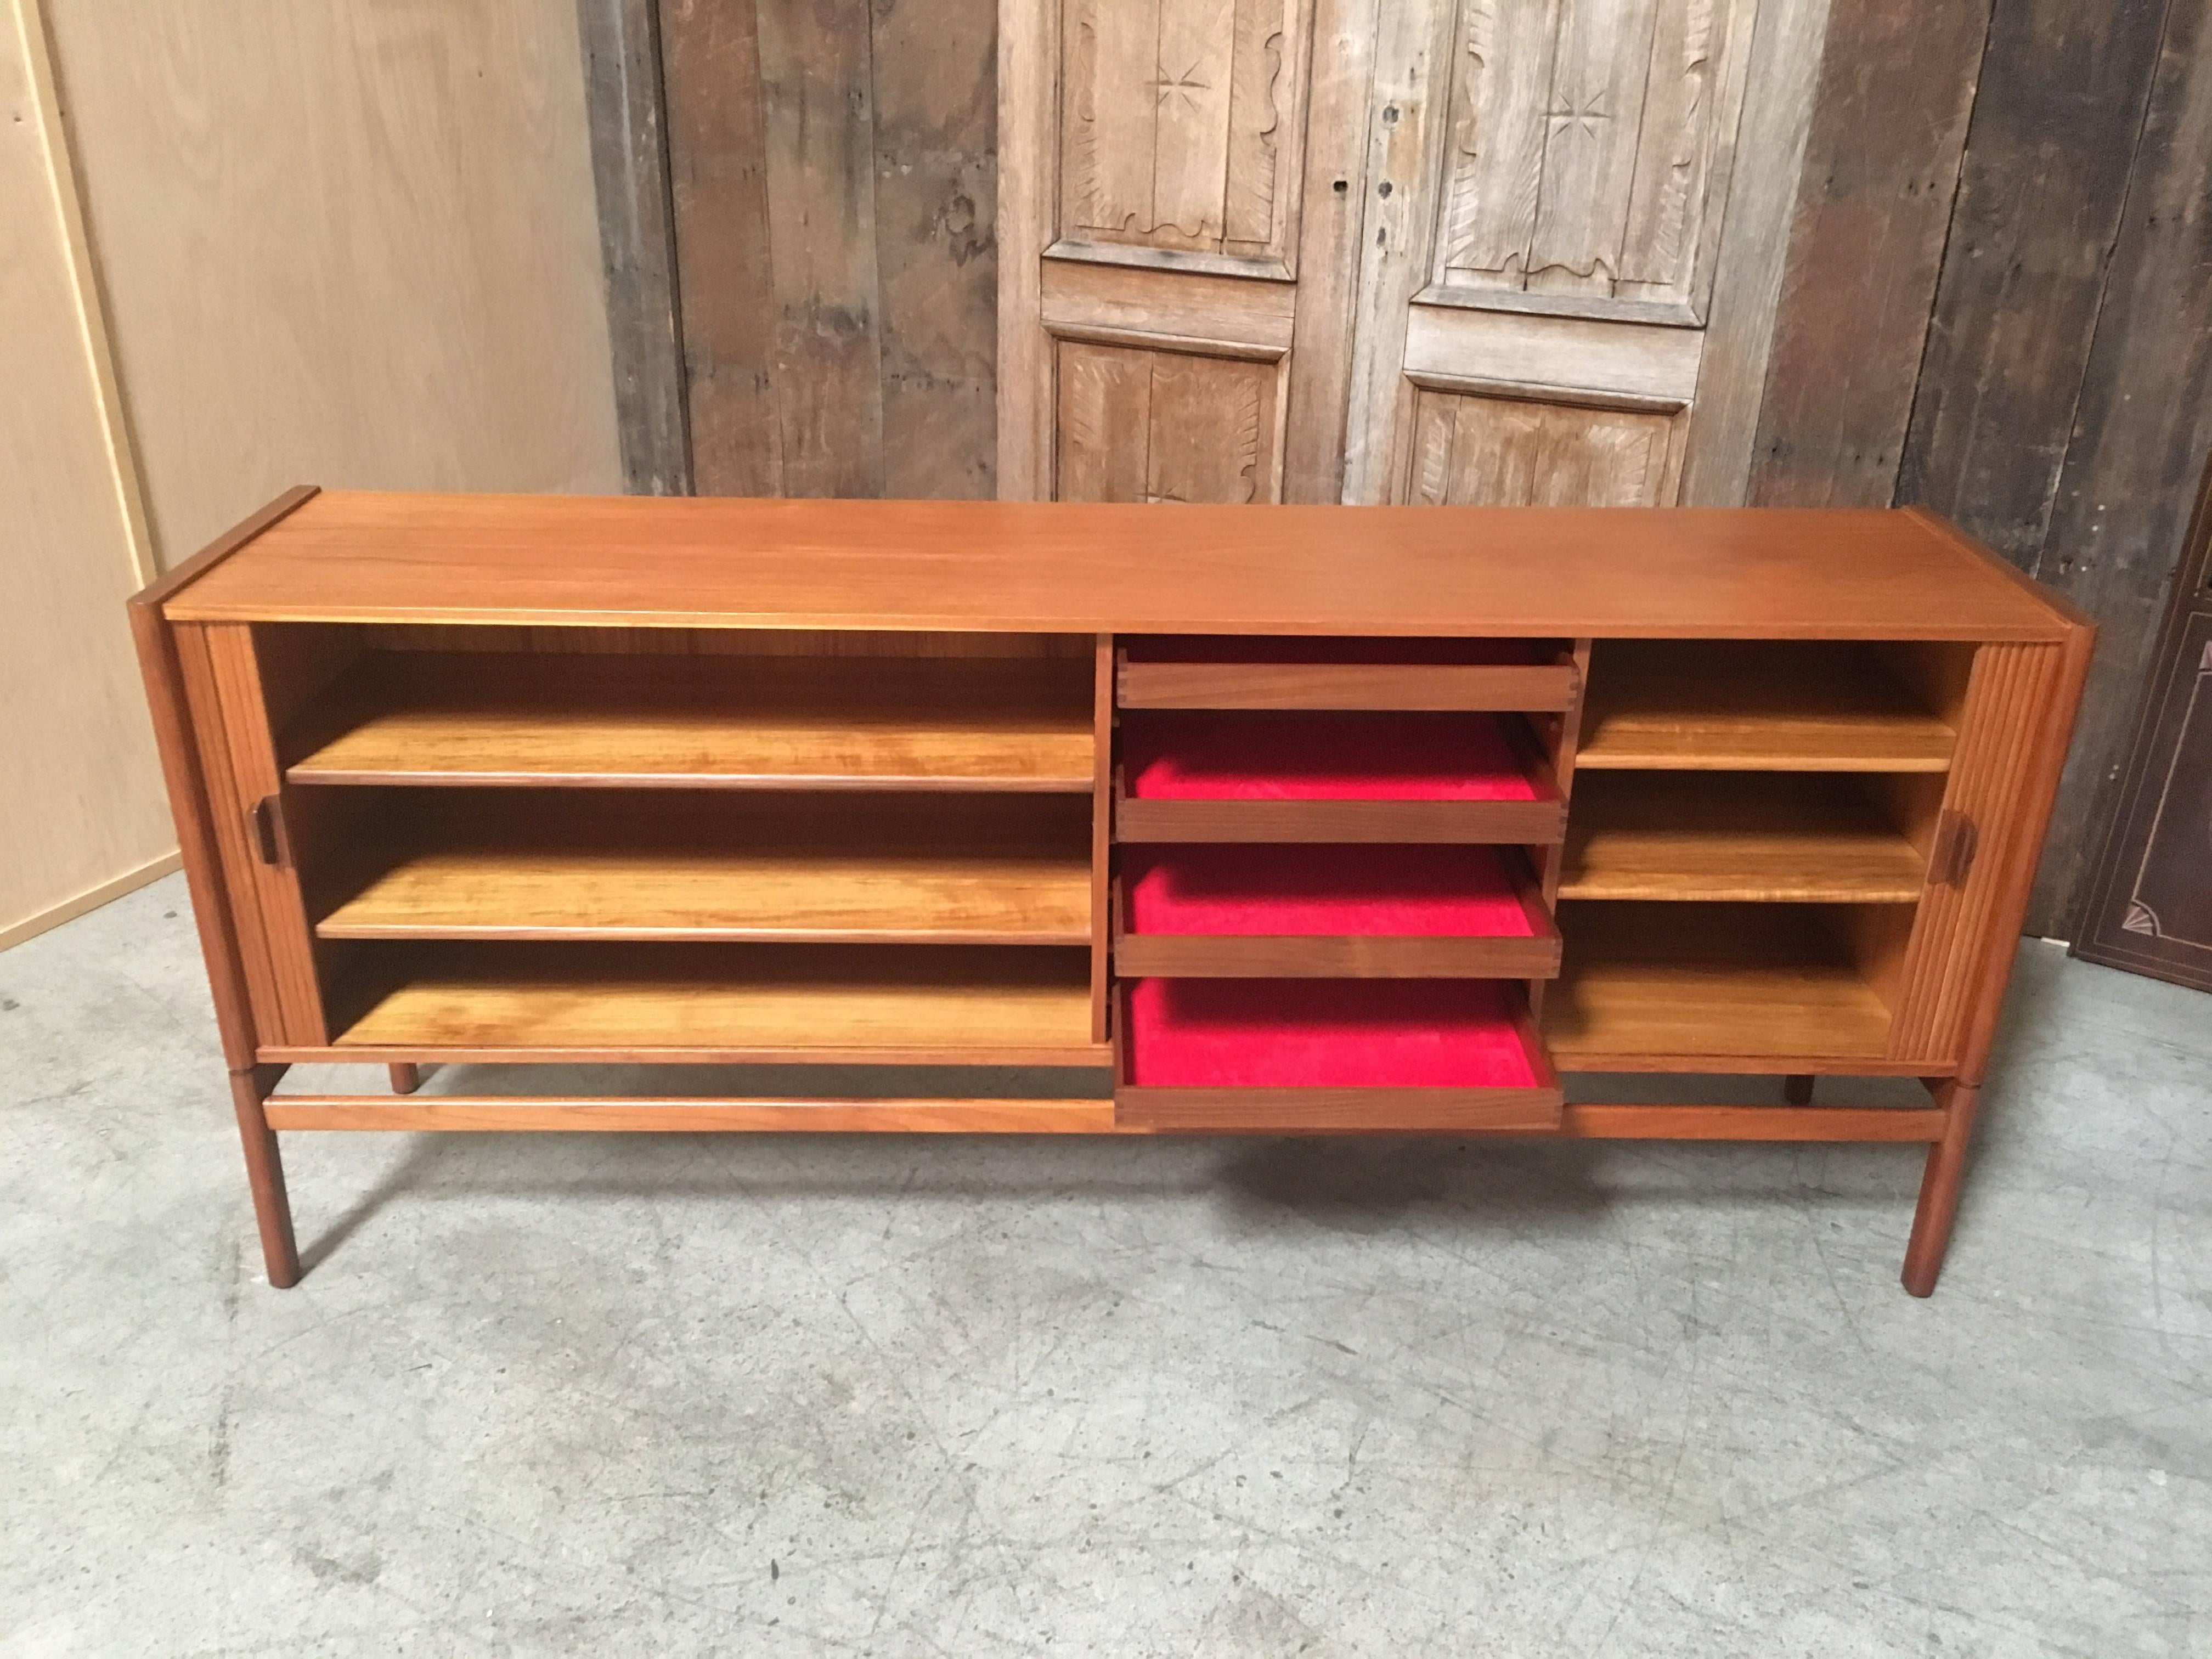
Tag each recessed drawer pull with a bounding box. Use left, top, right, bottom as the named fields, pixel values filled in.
left=249, top=794, right=288, bottom=867
left=1933, top=809, right=1979, bottom=887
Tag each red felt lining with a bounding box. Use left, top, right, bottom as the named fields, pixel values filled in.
left=1122, top=711, right=1541, bottom=801
left=1124, top=844, right=1536, bottom=936
left=1126, top=977, right=1537, bottom=1088
left=1121, top=636, right=1556, bottom=665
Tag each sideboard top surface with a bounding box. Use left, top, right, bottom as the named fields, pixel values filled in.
left=155, top=490, right=2084, bottom=642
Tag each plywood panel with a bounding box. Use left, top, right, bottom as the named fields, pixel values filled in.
left=43, top=0, right=622, bottom=567
left=0, top=0, right=176, bottom=946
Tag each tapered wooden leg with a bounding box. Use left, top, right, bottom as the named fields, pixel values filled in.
left=1901, top=1079, right=1980, bottom=1298
left=388, top=1063, right=422, bottom=1094
left=229, top=1069, right=300, bottom=1288
left=1783, top=1074, right=1814, bottom=1106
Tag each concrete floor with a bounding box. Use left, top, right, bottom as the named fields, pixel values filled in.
left=4, top=873, right=2209, bottom=1657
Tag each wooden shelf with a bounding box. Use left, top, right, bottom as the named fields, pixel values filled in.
left=1559, top=772, right=1928, bottom=902
left=286, top=652, right=1096, bottom=790
left=329, top=943, right=1101, bottom=1062
left=316, top=794, right=1092, bottom=944
left=1577, top=642, right=1955, bottom=772
left=1545, top=901, right=1898, bottom=1066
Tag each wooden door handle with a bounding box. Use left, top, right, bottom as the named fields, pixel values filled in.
left=249, top=795, right=288, bottom=866
left=1932, top=808, right=1978, bottom=887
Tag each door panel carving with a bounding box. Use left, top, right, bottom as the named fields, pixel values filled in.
left=1056, top=341, right=1285, bottom=503
left=1432, top=0, right=1753, bottom=319
left=1059, top=0, right=1311, bottom=274
left=1404, top=387, right=1681, bottom=505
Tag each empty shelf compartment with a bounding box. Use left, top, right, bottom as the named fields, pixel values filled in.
left=1577, top=641, right=1958, bottom=772
left=1117, top=978, right=1561, bottom=1130
left=314, top=792, right=1093, bottom=944
left=1545, top=901, right=1903, bottom=1068
left=285, top=651, right=1097, bottom=789
left=1118, top=636, right=1575, bottom=710
left=1118, top=710, right=1564, bottom=844
left=1559, top=772, right=1928, bottom=903
left=1117, top=844, right=1559, bottom=977
left=328, top=942, right=1102, bottom=1063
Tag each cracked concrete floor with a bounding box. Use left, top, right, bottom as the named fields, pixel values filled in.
left=4, top=872, right=2209, bottom=1657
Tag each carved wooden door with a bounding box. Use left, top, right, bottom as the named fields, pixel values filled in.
left=1000, top=0, right=1818, bottom=507
left=998, top=0, right=1378, bottom=503
left=1343, top=0, right=1765, bottom=504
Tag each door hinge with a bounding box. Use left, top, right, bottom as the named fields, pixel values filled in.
left=1932, top=808, right=1979, bottom=888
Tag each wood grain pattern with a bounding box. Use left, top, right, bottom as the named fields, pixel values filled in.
left=1545, top=899, right=1903, bottom=1066
left=1117, top=656, right=1578, bottom=710
left=1090, top=635, right=1114, bottom=1040
left=577, top=0, right=690, bottom=495
left=2, top=0, right=173, bottom=943
left=1743, top=0, right=1988, bottom=509
left=1556, top=1103, right=1945, bottom=1140
left=1056, top=340, right=1285, bottom=503
left=661, top=0, right=781, bottom=495
left=1115, top=1085, right=1564, bottom=1131
left=1057, top=0, right=1309, bottom=268
left=1404, top=387, right=1682, bottom=507
left=1897, top=0, right=2167, bottom=562
left=1116, top=788, right=1567, bottom=845
left=1114, top=930, right=1562, bottom=979
left=1886, top=642, right=2064, bottom=1060
left=163, top=491, right=2079, bottom=642
left=286, top=652, right=1096, bottom=789
left=1577, top=641, right=1957, bottom=770
left=43, top=0, right=622, bottom=563
left=329, top=941, right=1099, bottom=1060
left=1560, top=771, right=1929, bottom=902
left=317, top=793, right=1093, bottom=945
left=1435, top=0, right=1753, bottom=315
left=266, top=1096, right=1119, bottom=1133
left=2025, top=1, right=2212, bottom=932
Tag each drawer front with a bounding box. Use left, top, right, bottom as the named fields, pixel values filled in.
left=1115, top=791, right=1567, bottom=844
left=1113, top=848, right=1562, bottom=979
left=1113, top=979, right=1563, bottom=1132
left=1118, top=658, right=1579, bottom=712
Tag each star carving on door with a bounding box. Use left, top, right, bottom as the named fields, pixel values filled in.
left=1547, top=86, right=1611, bottom=139
left=1150, top=62, right=1210, bottom=111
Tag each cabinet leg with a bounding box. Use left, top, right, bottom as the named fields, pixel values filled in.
left=1783, top=1073, right=1814, bottom=1106
left=388, top=1063, right=422, bottom=1094
left=1901, top=1079, right=1980, bottom=1298
left=229, top=1070, right=300, bottom=1289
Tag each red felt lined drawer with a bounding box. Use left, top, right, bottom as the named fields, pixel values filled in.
left=1117, top=637, right=1578, bottom=712
left=1115, top=710, right=1566, bottom=844
left=1114, top=978, right=1562, bottom=1131
left=1115, top=844, right=1561, bottom=978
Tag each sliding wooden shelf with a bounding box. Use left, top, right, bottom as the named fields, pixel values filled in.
left=316, top=794, right=1092, bottom=944
left=1114, top=845, right=1560, bottom=978
left=1116, top=636, right=1577, bottom=712
left=325, top=943, right=1103, bottom=1064
left=1115, top=978, right=1562, bottom=1131
left=1559, top=772, right=1928, bottom=902
left=1116, top=709, right=1564, bottom=844
left=1577, top=642, right=1955, bottom=772
left=286, top=652, right=1097, bottom=791
left=1545, top=901, right=1899, bottom=1068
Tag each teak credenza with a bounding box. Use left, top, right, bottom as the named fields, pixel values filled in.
left=131, top=490, right=2094, bottom=1296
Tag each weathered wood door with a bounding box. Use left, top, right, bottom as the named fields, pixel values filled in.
left=999, top=0, right=1824, bottom=506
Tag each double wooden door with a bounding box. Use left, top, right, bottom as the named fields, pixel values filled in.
left=998, top=0, right=1814, bottom=507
